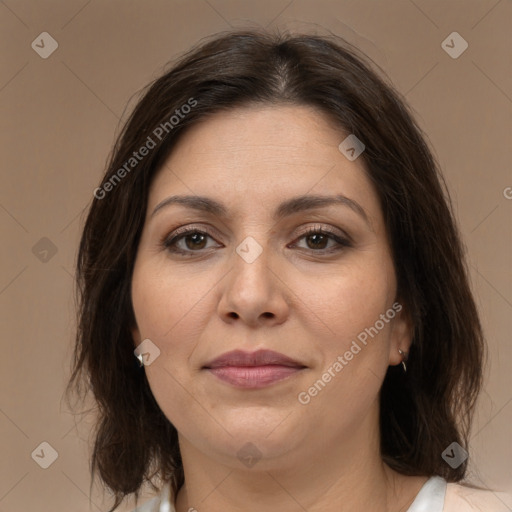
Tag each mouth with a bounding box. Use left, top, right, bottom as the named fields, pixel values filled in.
left=203, top=349, right=307, bottom=389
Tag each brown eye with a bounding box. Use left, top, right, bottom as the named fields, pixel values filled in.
left=163, top=229, right=220, bottom=255
left=162, top=225, right=350, bottom=257
left=291, top=227, right=351, bottom=253
left=305, top=232, right=329, bottom=250
left=183, top=232, right=208, bottom=250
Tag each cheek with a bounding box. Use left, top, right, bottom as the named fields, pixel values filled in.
left=131, top=263, right=211, bottom=429
left=303, top=256, right=395, bottom=343
left=131, top=260, right=212, bottom=340
left=131, top=264, right=194, bottom=390
left=296, top=255, right=396, bottom=415
left=295, top=266, right=395, bottom=433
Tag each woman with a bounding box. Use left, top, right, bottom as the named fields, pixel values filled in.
left=67, top=29, right=510, bottom=511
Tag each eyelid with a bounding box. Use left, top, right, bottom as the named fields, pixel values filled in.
left=293, top=223, right=352, bottom=243
left=163, top=223, right=223, bottom=241
left=161, top=222, right=353, bottom=255
left=288, top=225, right=352, bottom=253
left=160, top=223, right=223, bottom=250
left=164, top=222, right=349, bottom=241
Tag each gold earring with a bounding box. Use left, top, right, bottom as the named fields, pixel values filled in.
left=398, top=349, right=408, bottom=372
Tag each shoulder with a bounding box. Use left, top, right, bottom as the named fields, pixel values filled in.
left=444, top=482, right=512, bottom=512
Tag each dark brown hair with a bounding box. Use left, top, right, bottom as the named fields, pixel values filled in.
left=66, top=28, right=485, bottom=511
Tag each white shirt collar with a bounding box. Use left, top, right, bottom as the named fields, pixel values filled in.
left=406, top=476, right=447, bottom=512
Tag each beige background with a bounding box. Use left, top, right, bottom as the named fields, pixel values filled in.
left=1, top=1, right=511, bottom=510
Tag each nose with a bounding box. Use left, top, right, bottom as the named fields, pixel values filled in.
left=217, top=242, right=290, bottom=328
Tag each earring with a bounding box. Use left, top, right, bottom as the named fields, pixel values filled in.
left=398, top=349, right=408, bottom=372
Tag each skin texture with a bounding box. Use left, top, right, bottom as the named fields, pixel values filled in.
left=131, top=105, right=427, bottom=511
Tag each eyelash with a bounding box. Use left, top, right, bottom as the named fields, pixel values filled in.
left=161, top=224, right=352, bottom=257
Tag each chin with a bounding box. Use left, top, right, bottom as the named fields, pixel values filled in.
left=217, top=405, right=295, bottom=435
left=210, top=435, right=298, bottom=471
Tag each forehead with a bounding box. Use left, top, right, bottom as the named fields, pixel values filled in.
left=148, top=105, right=379, bottom=221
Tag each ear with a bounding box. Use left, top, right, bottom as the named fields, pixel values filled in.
left=388, top=300, right=414, bottom=366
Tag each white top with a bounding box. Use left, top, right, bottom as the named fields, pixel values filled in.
left=131, top=476, right=512, bottom=512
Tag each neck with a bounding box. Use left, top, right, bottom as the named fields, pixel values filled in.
left=174, top=405, right=426, bottom=512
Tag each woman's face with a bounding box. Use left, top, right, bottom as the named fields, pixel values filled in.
left=131, top=105, right=411, bottom=469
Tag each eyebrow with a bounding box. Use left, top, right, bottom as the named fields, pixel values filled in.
left=151, top=193, right=371, bottom=228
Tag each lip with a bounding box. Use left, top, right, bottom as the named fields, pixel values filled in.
left=203, top=349, right=306, bottom=389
